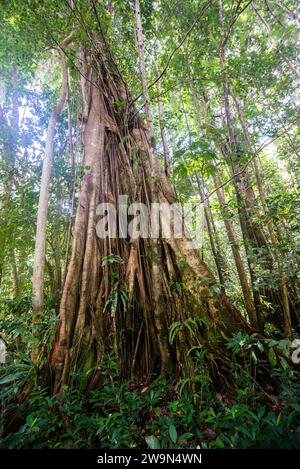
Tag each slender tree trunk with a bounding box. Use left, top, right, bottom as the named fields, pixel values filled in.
left=212, top=169, right=258, bottom=328
left=155, top=56, right=171, bottom=176
left=207, top=199, right=229, bottom=284
left=183, top=44, right=203, bottom=130
left=184, top=50, right=256, bottom=325
left=11, top=247, right=19, bottom=298
left=195, top=177, right=227, bottom=292
left=10, top=73, right=20, bottom=299
left=53, top=232, right=62, bottom=304
left=219, top=0, right=290, bottom=333
left=63, top=113, right=81, bottom=284
left=134, top=0, right=155, bottom=146
left=251, top=3, right=271, bottom=32
left=32, top=33, right=75, bottom=332
left=218, top=0, right=284, bottom=331
left=181, top=90, right=228, bottom=284
left=232, top=94, right=292, bottom=337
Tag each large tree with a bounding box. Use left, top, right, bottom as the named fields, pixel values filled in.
left=48, top=35, right=251, bottom=392
left=1, top=0, right=299, bottom=403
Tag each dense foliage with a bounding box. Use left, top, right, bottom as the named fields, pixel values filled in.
left=0, top=0, right=299, bottom=449
left=1, top=339, right=300, bottom=449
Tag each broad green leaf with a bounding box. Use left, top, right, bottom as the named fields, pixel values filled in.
left=145, top=435, right=161, bottom=449
left=268, top=347, right=277, bottom=368
left=169, top=424, right=177, bottom=443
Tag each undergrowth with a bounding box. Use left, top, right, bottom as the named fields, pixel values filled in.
left=1, top=333, right=300, bottom=449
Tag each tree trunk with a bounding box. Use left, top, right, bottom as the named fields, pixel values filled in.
left=218, top=0, right=288, bottom=332
left=180, top=84, right=228, bottom=293
left=11, top=247, right=19, bottom=298
left=32, top=33, right=75, bottom=331
left=155, top=56, right=171, bottom=176
left=195, top=177, right=227, bottom=293
left=48, top=43, right=251, bottom=393
left=183, top=52, right=257, bottom=327
left=232, top=94, right=292, bottom=337
left=134, top=0, right=155, bottom=146
left=212, top=169, right=258, bottom=328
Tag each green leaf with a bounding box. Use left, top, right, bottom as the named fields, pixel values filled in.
left=214, top=436, right=225, bottom=448
left=257, top=406, right=266, bottom=419
left=0, top=371, right=27, bottom=385
left=279, top=357, right=289, bottom=370
left=168, top=321, right=181, bottom=345
left=169, top=424, right=177, bottom=443
left=187, top=345, right=201, bottom=356
left=145, top=435, right=161, bottom=449
left=268, top=347, right=277, bottom=367
left=177, top=433, right=193, bottom=443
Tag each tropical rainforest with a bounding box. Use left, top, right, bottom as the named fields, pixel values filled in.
left=0, top=0, right=300, bottom=451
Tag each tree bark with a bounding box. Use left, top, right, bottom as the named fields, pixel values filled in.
left=32, top=32, right=75, bottom=332
left=232, top=94, right=292, bottom=337
left=48, top=43, right=251, bottom=393
left=195, top=176, right=227, bottom=293
left=11, top=247, right=19, bottom=298
left=183, top=50, right=256, bottom=326
left=212, top=169, right=258, bottom=328
left=134, top=0, right=155, bottom=146
left=155, top=56, right=171, bottom=176
left=218, top=0, right=285, bottom=331
left=180, top=84, right=228, bottom=291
